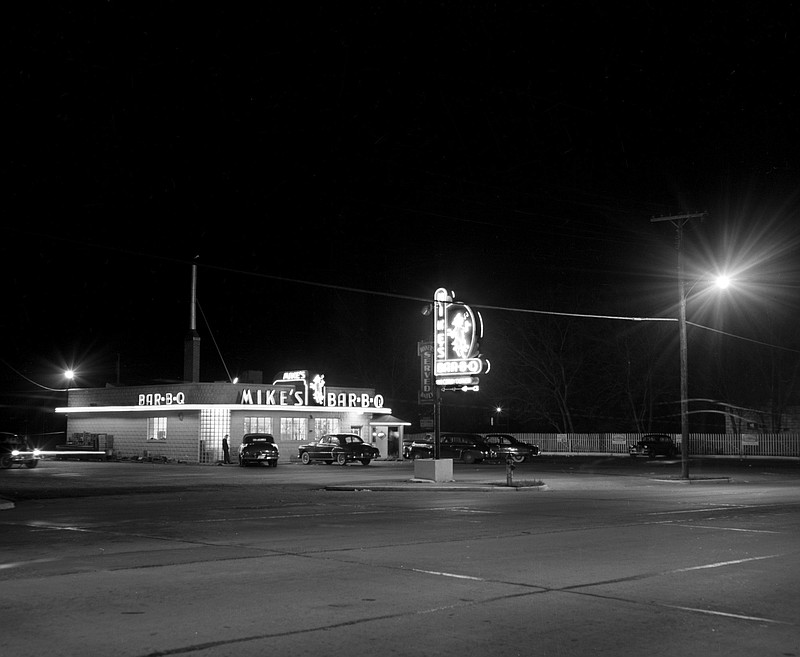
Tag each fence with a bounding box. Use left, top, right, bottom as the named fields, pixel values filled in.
left=404, top=432, right=800, bottom=458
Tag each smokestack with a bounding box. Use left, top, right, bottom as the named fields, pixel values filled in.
left=183, top=262, right=201, bottom=382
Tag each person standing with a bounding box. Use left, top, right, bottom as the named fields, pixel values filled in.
left=222, top=435, right=231, bottom=464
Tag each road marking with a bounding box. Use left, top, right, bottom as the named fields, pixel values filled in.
left=411, top=568, right=484, bottom=581
left=660, top=604, right=794, bottom=625
left=671, top=554, right=783, bottom=573
left=0, top=558, right=58, bottom=570
left=649, top=505, right=759, bottom=515
left=672, top=523, right=781, bottom=534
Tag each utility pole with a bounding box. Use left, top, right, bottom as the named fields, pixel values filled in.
left=651, top=212, right=706, bottom=479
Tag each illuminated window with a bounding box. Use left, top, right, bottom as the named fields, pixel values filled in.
left=315, top=417, right=340, bottom=436
left=244, top=417, right=273, bottom=434
left=147, top=417, right=167, bottom=441
left=350, top=425, right=362, bottom=436
left=200, top=408, right=230, bottom=464
left=280, top=417, right=308, bottom=440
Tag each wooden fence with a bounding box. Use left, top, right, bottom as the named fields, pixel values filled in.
left=404, top=432, right=800, bottom=458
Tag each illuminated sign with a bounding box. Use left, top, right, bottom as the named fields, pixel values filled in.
left=435, top=376, right=480, bottom=386
left=239, top=388, right=384, bottom=409
left=418, top=341, right=434, bottom=404
left=432, top=287, right=487, bottom=383
left=138, top=392, right=186, bottom=406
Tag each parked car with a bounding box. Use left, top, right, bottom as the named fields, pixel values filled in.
left=483, top=433, right=540, bottom=463
left=0, top=432, right=41, bottom=469
left=298, top=433, right=380, bottom=466
left=238, top=433, right=280, bottom=467
left=403, top=435, right=432, bottom=459
left=407, top=432, right=495, bottom=464
left=629, top=433, right=677, bottom=458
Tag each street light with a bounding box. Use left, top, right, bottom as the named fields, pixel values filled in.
left=652, top=211, right=708, bottom=480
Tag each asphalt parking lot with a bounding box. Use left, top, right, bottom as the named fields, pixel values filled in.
left=2, top=455, right=799, bottom=657
left=1, top=454, right=797, bottom=506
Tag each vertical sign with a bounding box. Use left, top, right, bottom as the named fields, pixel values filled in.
left=418, top=341, right=434, bottom=404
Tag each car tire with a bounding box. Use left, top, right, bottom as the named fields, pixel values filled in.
left=647, top=448, right=656, bottom=459
left=336, top=453, right=347, bottom=466
left=300, top=452, right=311, bottom=465
left=462, top=452, right=476, bottom=465
left=360, top=459, right=371, bottom=466
left=24, top=460, right=39, bottom=468
left=512, top=455, right=525, bottom=464
left=1, top=456, right=13, bottom=469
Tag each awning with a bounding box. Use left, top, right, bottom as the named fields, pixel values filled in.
left=369, top=414, right=411, bottom=426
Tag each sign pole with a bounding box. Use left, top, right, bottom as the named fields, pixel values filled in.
left=433, top=382, right=441, bottom=460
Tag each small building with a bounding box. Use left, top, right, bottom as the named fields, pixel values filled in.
left=55, top=370, right=409, bottom=463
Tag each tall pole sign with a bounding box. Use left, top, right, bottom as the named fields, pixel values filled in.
left=429, top=287, right=489, bottom=459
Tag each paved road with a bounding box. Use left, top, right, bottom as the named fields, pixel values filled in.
left=1, top=457, right=798, bottom=657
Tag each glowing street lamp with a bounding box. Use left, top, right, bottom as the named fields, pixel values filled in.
left=714, top=274, right=731, bottom=290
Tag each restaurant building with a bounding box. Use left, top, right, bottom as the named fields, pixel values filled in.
left=55, top=370, right=410, bottom=464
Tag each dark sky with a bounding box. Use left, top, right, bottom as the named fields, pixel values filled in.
left=3, top=3, right=800, bottom=425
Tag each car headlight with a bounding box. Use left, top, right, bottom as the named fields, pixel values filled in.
left=11, top=449, right=20, bottom=456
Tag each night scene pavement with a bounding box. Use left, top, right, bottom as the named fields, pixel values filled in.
left=1, top=457, right=798, bottom=657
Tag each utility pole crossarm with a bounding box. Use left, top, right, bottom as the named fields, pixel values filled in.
left=650, top=212, right=707, bottom=224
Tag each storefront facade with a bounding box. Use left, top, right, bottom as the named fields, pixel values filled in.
left=55, top=371, right=408, bottom=463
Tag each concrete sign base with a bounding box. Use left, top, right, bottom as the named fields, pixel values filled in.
left=413, top=458, right=454, bottom=482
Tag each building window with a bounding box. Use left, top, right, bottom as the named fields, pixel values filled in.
left=244, top=417, right=273, bottom=434
left=280, top=417, right=308, bottom=441
left=147, top=417, right=167, bottom=441
left=315, top=417, right=340, bottom=436
left=350, top=425, right=362, bottom=437
left=200, top=408, right=231, bottom=464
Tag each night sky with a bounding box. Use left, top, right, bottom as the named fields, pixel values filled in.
left=3, top=4, right=800, bottom=434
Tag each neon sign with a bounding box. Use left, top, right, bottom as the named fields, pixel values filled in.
left=239, top=388, right=384, bottom=408
left=138, top=392, right=186, bottom=406
left=433, top=287, right=486, bottom=379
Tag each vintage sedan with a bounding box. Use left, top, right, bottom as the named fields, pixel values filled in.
left=0, top=432, right=41, bottom=469
left=483, top=433, right=540, bottom=463
left=298, top=433, right=380, bottom=466
left=629, top=433, right=677, bottom=458
left=238, top=433, right=280, bottom=467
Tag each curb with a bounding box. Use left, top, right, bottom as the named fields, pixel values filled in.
left=325, top=480, right=549, bottom=492
left=651, top=476, right=732, bottom=484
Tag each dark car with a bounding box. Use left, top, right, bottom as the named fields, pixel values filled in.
left=403, top=435, right=432, bottom=459
left=483, top=433, right=540, bottom=463
left=0, top=432, right=41, bottom=469
left=298, top=433, right=380, bottom=466
left=408, top=432, right=495, bottom=464
left=629, top=433, right=677, bottom=458
left=238, top=433, right=280, bottom=467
